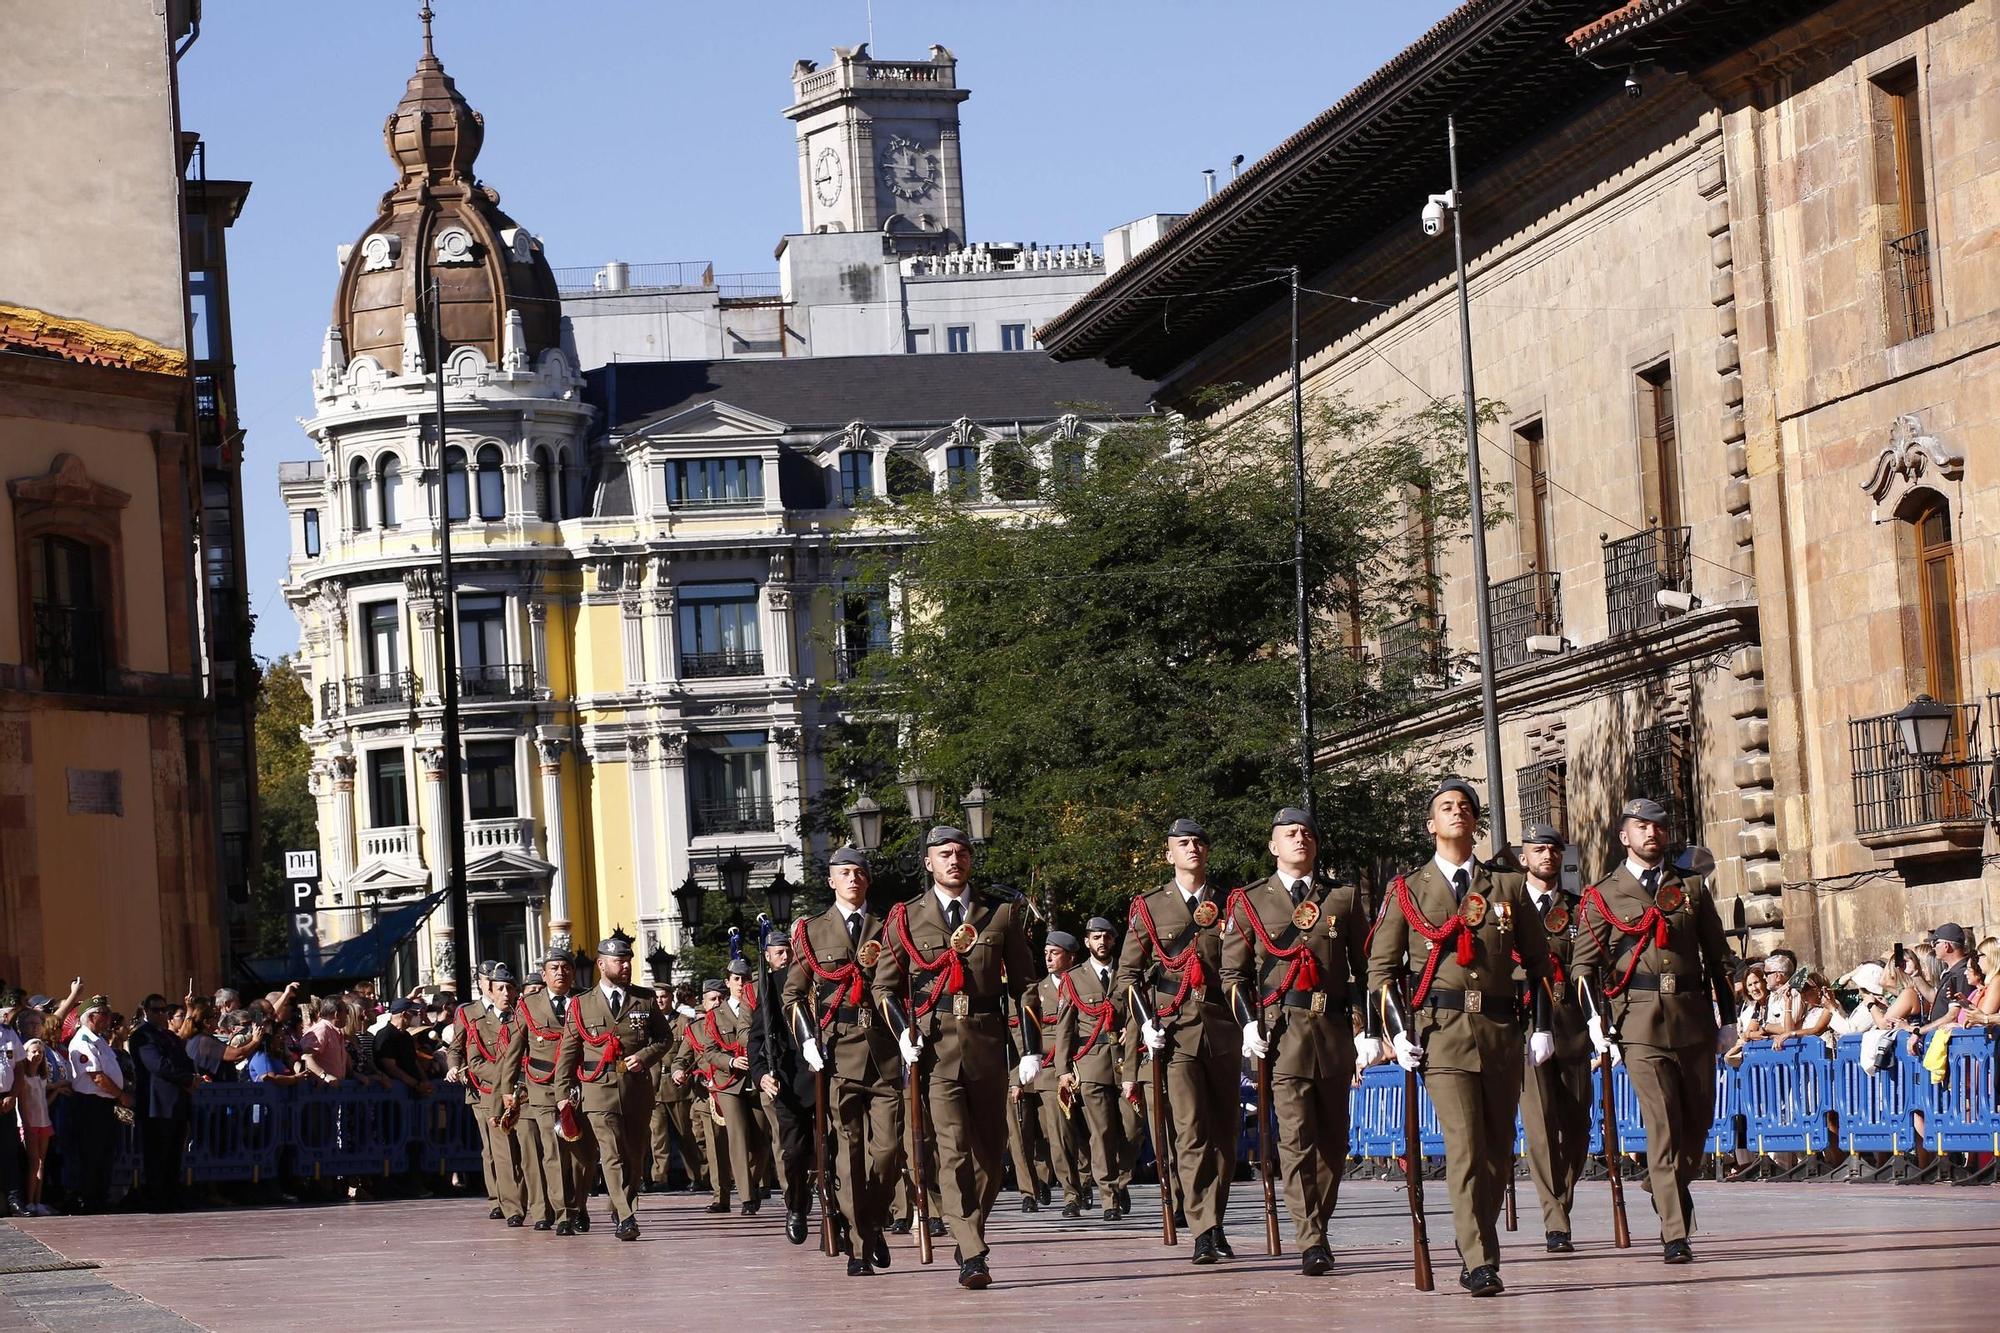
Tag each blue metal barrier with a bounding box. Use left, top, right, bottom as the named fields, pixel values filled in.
left=184, top=1083, right=284, bottom=1185
left=1835, top=1033, right=1917, bottom=1154
left=1740, top=1040, right=1831, bottom=1154
left=290, top=1084, right=412, bottom=1180
left=1929, top=1029, right=1999, bottom=1157
left=417, top=1085, right=486, bottom=1178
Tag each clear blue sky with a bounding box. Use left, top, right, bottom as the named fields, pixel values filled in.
left=179, top=0, right=1461, bottom=661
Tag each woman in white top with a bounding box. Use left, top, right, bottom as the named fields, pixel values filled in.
left=13, top=1015, right=55, bottom=1215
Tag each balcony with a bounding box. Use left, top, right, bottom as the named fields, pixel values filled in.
left=1603, top=526, right=1691, bottom=639
left=1886, top=228, right=1934, bottom=343
left=1850, top=698, right=1991, bottom=858
left=1486, top=570, right=1562, bottom=673
left=458, top=663, right=535, bottom=701
left=1378, top=613, right=1447, bottom=688
left=320, top=671, right=416, bottom=717
left=682, top=649, right=764, bottom=680
left=692, top=797, right=775, bottom=837
left=466, top=817, right=536, bottom=855
left=32, top=603, right=105, bottom=693
left=359, top=825, right=421, bottom=864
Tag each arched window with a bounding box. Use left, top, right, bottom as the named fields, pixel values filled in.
left=442, top=446, right=469, bottom=522
left=475, top=444, right=505, bottom=520
left=348, top=457, right=371, bottom=530
left=377, top=455, right=401, bottom=528
left=534, top=446, right=555, bottom=520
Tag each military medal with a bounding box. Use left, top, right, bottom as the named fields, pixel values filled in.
left=1192, top=900, right=1219, bottom=928
left=1655, top=883, right=1686, bottom=912
left=1493, top=900, right=1513, bottom=933
left=857, top=940, right=881, bottom=969
left=1291, top=899, right=1320, bottom=931
left=950, top=923, right=978, bottom=954
left=1543, top=902, right=1570, bottom=933
left=1461, top=892, right=1489, bottom=927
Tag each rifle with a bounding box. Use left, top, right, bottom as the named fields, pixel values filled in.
left=1505, top=1164, right=1518, bottom=1231
left=814, top=1062, right=836, bottom=1256
left=1131, top=985, right=1177, bottom=1246
left=1393, top=981, right=1432, bottom=1291
left=905, top=973, right=934, bottom=1265
left=1255, top=1048, right=1281, bottom=1256
left=1600, top=1052, right=1631, bottom=1248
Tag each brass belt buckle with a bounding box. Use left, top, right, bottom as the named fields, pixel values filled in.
left=857, top=1010, right=872, bottom=1029
left=1191, top=984, right=1207, bottom=1002
left=952, top=993, right=970, bottom=1018
left=1465, top=990, right=1483, bottom=1015
left=1661, top=973, right=1679, bottom=995
left=1309, top=992, right=1327, bottom=1016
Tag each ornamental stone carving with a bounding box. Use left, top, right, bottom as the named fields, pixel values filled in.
left=417, top=745, right=446, bottom=780
left=1863, top=413, right=1965, bottom=523
left=535, top=736, right=568, bottom=771
left=360, top=233, right=402, bottom=272
left=434, top=227, right=477, bottom=265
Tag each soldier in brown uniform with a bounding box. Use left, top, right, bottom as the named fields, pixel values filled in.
left=872, top=824, right=1040, bottom=1291
left=1222, top=807, right=1374, bottom=1276
left=500, top=949, right=593, bottom=1234
left=450, top=962, right=525, bottom=1226
left=1367, top=778, right=1556, bottom=1297
left=553, top=936, right=671, bottom=1241
left=1057, top=916, right=1137, bottom=1221
left=1005, top=1011, right=1055, bottom=1212
left=688, top=959, right=765, bottom=1218
left=1573, top=797, right=1735, bottom=1266
left=671, top=981, right=734, bottom=1213
left=647, top=983, right=708, bottom=1194
left=1115, top=817, right=1240, bottom=1265
left=1513, top=823, right=1592, bottom=1254
left=1028, top=933, right=1086, bottom=1218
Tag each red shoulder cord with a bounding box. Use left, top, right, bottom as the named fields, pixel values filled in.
left=458, top=1005, right=501, bottom=1096
left=1389, top=875, right=1474, bottom=1007
left=699, top=1010, right=745, bottom=1091
left=1512, top=946, right=1566, bottom=990
left=567, top=1002, right=623, bottom=1084
left=1578, top=884, right=1665, bottom=999
left=1128, top=894, right=1206, bottom=1016
left=792, top=916, right=864, bottom=1032
left=886, top=901, right=965, bottom=1019
left=1224, top=887, right=1323, bottom=1005
left=1056, top=972, right=1114, bottom=1058
left=516, top=999, right=563, bottom=1084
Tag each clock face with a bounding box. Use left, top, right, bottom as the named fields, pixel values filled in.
left=880, top=135, right=941, bottom=203
left=813, top=146, right=842, bottom=207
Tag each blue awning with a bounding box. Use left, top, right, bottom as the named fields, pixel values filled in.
left=239, top=889, right=448, bottom=987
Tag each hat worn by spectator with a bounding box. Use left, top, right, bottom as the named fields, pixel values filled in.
left=1932, top=922, right=1968, bottom=948
left=1085, top=916, right=1117, bottom=935
left=387, top=998, right=415, bottom=1015
left=1167, top=817, right=1208, bottom=842
left=1845, top=963, right=1888, bottom=997
left=701, top=978, right=726, bottom=996
left=1273, top=806, right=1317, bottom=834
left=726, top=958, right=753, bottom=978
left=1431, top=777, right=1482, bottom=818
left=1522, top=822, right=1564, bottom=847
left=828, top=846, right=870, bottom=869
left=26, top=994, right=50, bottom=1011
left=924, top=825, right=971, bottom=850
left=597, top=935, right=635, bottom=958
left=1619, top=797, right=1671, bottom=827
left=82, top=993, right=111, bottom=1016
left=1046, top=930, right=1080, bottom=955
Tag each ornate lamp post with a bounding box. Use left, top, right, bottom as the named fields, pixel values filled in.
left=844, top=792, right=884, bottom=853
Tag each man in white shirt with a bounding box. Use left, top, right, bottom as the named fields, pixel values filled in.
left=0, top=990, right=24, bottom=1216
left=66, top=996, right=128, bottom=1212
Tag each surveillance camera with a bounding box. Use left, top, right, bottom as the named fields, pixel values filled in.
left=1421, top=192, right=1454, bottom=238
left=1655, top=588, right=1698, bottom=613
left=1624, top=66, right=1642, bottom=98
left=1525, top=634, right=1566, bottom=656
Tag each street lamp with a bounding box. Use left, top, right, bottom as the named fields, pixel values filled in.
left=900, top=772, right=938, bottom=823
left=645, top=945, right=676, bottom=988
left=845, top=792, right=884, bottom=852
left=719, top=849, right=753, bottom=905
left=673, top=874, right=706, bottom=939
left=1893, top=694, right=1954, bottom=762
left=959, top=780, right=993, bottom=845
left=763, top=871, right=796, bottom=929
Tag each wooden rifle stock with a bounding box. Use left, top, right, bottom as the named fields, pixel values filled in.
left=1152, top=1045, right=1177, bottom=1246
left=1404, top=1064, right=1434, bottom=1291
left=1255, top=1050, right=1280, bottom=1256
left=814, top=1065, right=836, bottom=1256
left=1601, top=1053, right=1630, bottom=1248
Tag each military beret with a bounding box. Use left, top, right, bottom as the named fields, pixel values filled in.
left=1046, top=930, right=1080, bottom=955
left=726, top=958, right=753, bottom=977
left=488, top=963, right=518, bottom=985
left=1521, top=822, right=1564, bottom=847
left=541, top=948, right=574, bottom=968
left=1430, top=777, right=1482, bottom=817
left=702, top=978, right=726, bottom=996
left=828, top=846, right=871, bottom=869
left=924, top=825, right=971, bottom=850
left=82, top=993, right=111, bottom=1015
left=1272, top=806, right=1317, bottom=833
left=1167, top=817, right=1208, bottom=841
left=1085, top=916, right=1117, bottom=935
left=596, top=936, right=635, bottom=958
left=1619, top=797, right=1670, bottom=827
left=475, top=960, right=499, bottom=979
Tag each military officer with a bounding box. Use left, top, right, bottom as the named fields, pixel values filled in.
left=672, top=981, right=734, bottom=1213
left=1367, top=778, right=1556, bottom=1297
left=1513, top=823, right=1592, bottom=1254
left=785, top=846, right=902, bottom=1276
left=1222, top=808, right=1374, bottom=1276
left=1005, top=1009, right=1055, bottom=1212
left=691, top=959, right=766, bottom=1217
left=554, top=935, right=671, bottom=1241
left=872, top=824, right=1040, bottom=1291
left=1115, top=817, right=1240, bottom=1264
left=450, top=961, right=525, bottom=1226
left=501, top=949, right=593, bottom=1234
left=1573, top=798, right=1734, bottom=1265
left=1057, top=916, right=1137, bottom=1221
left=752, top=932, right=816, bottom=1245
left=649, top=983, right=709, bottom=1195
left=1025, top=932, right=1086, bottom=1218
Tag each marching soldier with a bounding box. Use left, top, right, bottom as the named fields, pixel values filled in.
left=690, top=959, right=766, bottom=1217
left=1366, top=778, right=1556, bottom=1297
left=1057, top=916, right=1137, bottom=1221
left=785, top=846, right=903, bottom=1276
left=1222, top=808, right=1374, bottom=1276
left=1115, top=817, right=1240, bottom=1264
left=1030, top=932, right=1086, bottom=1218
left=451, top=962, right=526, bottom=1227
left=1573, top=798, right=1735, bottom=1265
left=752, top=932, right=816, bottom=1245
left=872, top=824, right=1041, bottom=1290
left=673, top=980, right=734, bottom=1213
left=501, top=949, right=593, bottom=1234
left=648, top=983, right=709, bottom=1195
left=554, top=935, right=671, bottom=1241
left=1005, top=1014, right=1054, bottom=1212
left=1514, top=823, right=1592, bottom=1254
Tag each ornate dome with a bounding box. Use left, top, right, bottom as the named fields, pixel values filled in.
left=330, top=6, right=561, bottom=377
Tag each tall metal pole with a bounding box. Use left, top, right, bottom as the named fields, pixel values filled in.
left=1448, top=115, right=1508, bottom=856
left=430, top=277, right=472, bottom=998
left=1287, top=265, right=1317, bottom=827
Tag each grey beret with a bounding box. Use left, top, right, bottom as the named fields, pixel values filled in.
left=475, top=959, right=499, bottom=979
left=924, top=825, right=971, bottom=850
left=828, top=847, right=871, bottom=869
left=1085, top=916, right=1117, bottom=935
left=1272, top=806, right=1317, bottom=833
left=726, top=958, right=753, bottom=977
left=1521, top=822, right=1564, bottom=847
left=1167, top=817, right=1208, bottom=841
left=1619, top=797, right=1670, bottom=827
left=1431, top=777, right=1482, bottom=817
left=702, top=978, right=725, bottom=996
left=596, top=936, right=635, bottom=958
left=1046, top=930, right=1080, bottom=955
left=488, top=963, right=517, bottom=985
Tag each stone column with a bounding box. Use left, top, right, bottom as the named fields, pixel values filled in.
left=405, top=569, right=442, bottom=703
left=655, top=730, right=690, bottom=951
left=651, top=575, right=679, bottom=687
left=328, top=746, right=357, bottom=889
left=537, top=733, right=570, bottom=953
left=432, top=920, right=458, bottom=994
left=773, top=726, right=804, bottom=881
left=418, top=743, right=448, bottom=897
left=621, top=593, right=647, bottom=687
left=526, top=598, right=550, bottom=696
left=625, top=731, right=658, bottom=935
left=763, top=583, right=796, bottom=681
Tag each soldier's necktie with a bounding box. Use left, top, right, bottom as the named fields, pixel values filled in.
left=1185, top=893, right=1200, bottom=916
left=608, top=988, right=622, bottom=1014
left=1099, top=965, right=1111, bottom=991
left=1452, top=868, right=1470, bottom=904
left=553, top=993, right=567, bottom=1022
left=1289, top=877, right=1306, bottom=906
left=1642, top=868, right=1660, bottom=897
left=947, top=900, right=963, bottom=932
left=847, top=911, right=864, bottom=952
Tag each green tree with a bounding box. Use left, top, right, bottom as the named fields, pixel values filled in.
left=250, top=655, right=316, bottom=958
left=809, top=393, right=1492, bottom=926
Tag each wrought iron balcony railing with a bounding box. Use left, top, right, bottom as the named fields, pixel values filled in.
left=321, top=671, right=416, bottom=716
left=692, top=797, right=775, bottom=837
left=682, top=649, right=764, bottom=679
left=458, top=663, right=535, bottom=700
left=1603, top=526, right=1691, bottom=639
left=1887, top=228, right=1935, bottom=343
left=1850, top=698, right=1989, bottom=836
left=1486, top=570, right=1562, bottom=673
left=32, top=603, right=105, bottom=693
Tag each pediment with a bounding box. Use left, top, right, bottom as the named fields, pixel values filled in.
left=348, top=856, right=429, bottom=889
left=466, top=848, right=555, bottom=880
left=631, top=399, right=789, bottom=443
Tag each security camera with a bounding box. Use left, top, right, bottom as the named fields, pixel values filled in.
left=1655, top=588, right=1698, bottom=613
left=1421, top=191, right=1456, bottom=237
left=1525, top=634, right=1567, bottom=656
left=1624, top=66, right=1642, bottom=99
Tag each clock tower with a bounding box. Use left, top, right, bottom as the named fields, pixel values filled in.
left=786, top=43, right=969, bottom=252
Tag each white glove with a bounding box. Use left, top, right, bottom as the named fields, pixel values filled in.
left=800, top=1037, right=824, bottom=1072
left=1353, top=1034, right=1382, bottom=1066
left=1391, top=1032, right=1424, bottom=1071
left=1140, top=1019, right=1165, bottom=1053
left=1587, top=1016, right=1623, bottom=1066
left=1240, top=1021, right=1269, bottom=1061
left=1715, top=1023, right=1738, bottom=1052
left=897, top=1028, right=923, bottom=1066
left=1016, top=1054, right=1043, bottom=1085
left=1529, top=1030, right=1555, bottom=1068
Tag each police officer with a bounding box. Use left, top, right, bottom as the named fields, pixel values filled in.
left=1056, top=916, right=1137, bottom=1220
left=1115, top=817, right=1239, bottom=1264
left=451, top=961, right=525, bottom=1226
left=872, top=824, right=1040, bottom=1291
left=1573, top=798, right=1735, bottom=1265
left=1514, top=823, right=1591, bottom=1254
left=1366, top=778, right=1556, bottom=1297
left=1222, top=808, right=1373, bottom=1276
left=554, top=935, right=671, bottom=1241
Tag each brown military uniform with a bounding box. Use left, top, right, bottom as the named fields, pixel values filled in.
left=500, top=988, right=594, bottom=1227
left=1026, top=974, right=1082, bottom=1207
left=1113, top=881, right=1239, bottom=1238
left=650, top=1006, right=709, bottom=1191
left=1367, top=860, right=1551, bottom=1272
left=669, top=1014, right=729, bottom=1207
left=553, top=983, right=670, bottom=1223
left=1571, top=860, right=1730, bottom=1244
left=1053, top=957, right=1138, bottom=1204
left=1221, top=873, right=1368, bottom=1253
left=784, top=905, right=903, bottom=1244
left=871, top=886, right=1037, bottom=1260
left=684, top=994, right=765, bottom=1210
left=1515, top=883, right=1592, bottom=1236
left=450, top=1002, right=525, bottom=1220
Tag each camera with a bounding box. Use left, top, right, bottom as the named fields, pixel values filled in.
left=1421, top=191, right=1455, bottom=237
left=1624, top=65, right=1643, bottom=99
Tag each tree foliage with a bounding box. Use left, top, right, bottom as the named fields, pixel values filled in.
left=250, top=655, right=315, bottom=957
left=809, top=393, right=1489, bottom=926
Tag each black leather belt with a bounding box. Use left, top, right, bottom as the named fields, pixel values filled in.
left=936, top=995, right=1006, bottom=1017
left=1621, top=972, right=1685, bottom=993
left=1278, top=991, right=1350, bottom=1015
left=1155, top=984, right=1222, bottom=1009
left=1424, top=988, right=1520, bottom=1019
left=830, top=1005, right=872, bottom=1025
left=527, top=1057, right=555, bottom=1074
